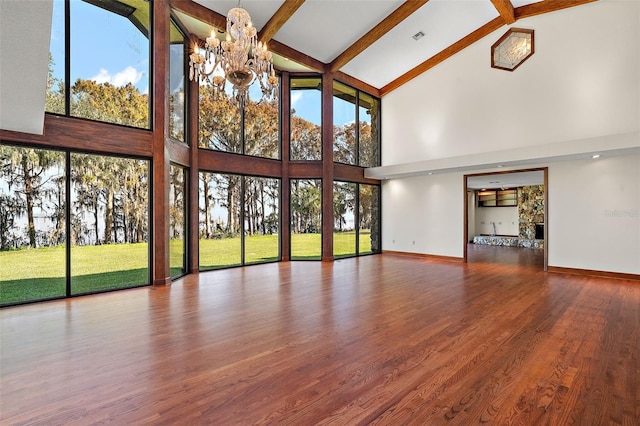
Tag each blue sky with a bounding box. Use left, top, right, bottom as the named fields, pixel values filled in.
left=50, top=0, right=149, bottom=94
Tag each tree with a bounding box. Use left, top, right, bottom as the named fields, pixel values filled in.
left=71, top=79, right=149, bottom=128
left=0, top=146, right=64, bottom=248
left=0, top=194, right=25, bottom=250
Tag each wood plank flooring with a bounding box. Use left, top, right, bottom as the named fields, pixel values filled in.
left=1, top=246, right=638, bottom=424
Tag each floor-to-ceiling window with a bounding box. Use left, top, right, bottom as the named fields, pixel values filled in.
left=359, top=184, right=381, bottom=255
left=170, top=164, right=187, bottom=278
left=333, top=181, right=357, bottom=258
left=70, top=152, right=150, bottom=294
left=199, top=172, right=280, bottom=269
left=290, top=178, right=322, bottom=260
left=0, top=145, right=150, bottom=306
left=0, top=146, right=66, bottom=305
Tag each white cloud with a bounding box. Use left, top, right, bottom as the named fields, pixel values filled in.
left=290, top=92, right=303, bottom=108
left=91, top=66, right=144, bottom=87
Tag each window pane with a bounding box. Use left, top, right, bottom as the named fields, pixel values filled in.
left=46, top=0, right=66, bottom=114
left=70, top=153, right=150, bottom=294
left=70, top=0, right=150, bottom=128
left=170, top=165, right=186, bottom=277
left=244, top=177, right=279, bottom=264
left=199, top=172, right=241, bottom=269
left=359, top=92, right=380, bottom=167
left=169, top=19, right=186, bottom=143
left=0, top=146, right=66, bottom=305
left=290, top=77, right=322, bottom=161
left=333, top=82, right=356, bottom=165
left=333, top=181, right=356, bottom=258
left=359, top=184, right=380, bottom=255
left=198, top=81, right=242, bottom=153
left=290, top=179, right=321, bottom=260
left=244, top=79, right=280, bottom=158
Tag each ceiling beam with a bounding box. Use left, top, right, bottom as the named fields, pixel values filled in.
left=328, top=0, right=430, bottom=73
left=258, top=0, right=305, bottom=43
left=515, top=0, right=599, bottom=19
left=381, top=17, right=504, bottom=96
left=169, top=0, right=226, bottom=31
left=490, top=0, right=515, bottom=24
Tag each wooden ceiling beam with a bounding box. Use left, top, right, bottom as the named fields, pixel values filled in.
left=258, top=0, right=306, bottom=43
left=169, top=0, right=226, bottom=31
left=329, top=0, right=430, bottom=73
left=515, top=0, right=599, bottom=19
left=490, top=0, right=515, bottom=24
left=381, top=17, right=504, bottom=96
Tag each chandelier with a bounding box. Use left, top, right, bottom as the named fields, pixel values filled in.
left=189, top=3, right=278, bottom=108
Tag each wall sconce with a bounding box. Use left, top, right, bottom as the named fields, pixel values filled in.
left=491, top=28, right=534, bottom=71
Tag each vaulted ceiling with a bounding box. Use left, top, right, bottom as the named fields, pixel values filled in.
left=173, top=0, right=598, bottom=95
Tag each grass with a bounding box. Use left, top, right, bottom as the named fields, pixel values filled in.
left=0, top=232, right=376, bottom=305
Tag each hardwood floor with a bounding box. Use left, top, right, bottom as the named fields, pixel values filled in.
left=1, top=249, right=638, bottom=424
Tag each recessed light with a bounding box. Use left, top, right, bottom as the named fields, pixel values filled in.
left=592, top=154, right=601, bottom=159
left=412, top=31, right=425, bottom=41
left=428, top=172, right=433, bottom=175
left=497, top=165, right=504, bottom=168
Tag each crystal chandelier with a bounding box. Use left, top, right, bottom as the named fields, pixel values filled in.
left=189, top=3, right=278, bottom=108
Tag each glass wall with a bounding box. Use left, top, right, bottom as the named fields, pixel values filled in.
left=170, top=165, right=187, bottom=277
left=333, top=181, right=357, bottom=258
left=290, top=179, right=322, bottom=260
left=0, top=145, right=150, bottom=306
left=244, top=82, right=280, bottom=159
left=244, top=177, right=280, bottom=264
left=199, top=172, right=242, bottom=269
left=290, top=77, right=322, bottom=161
left=69, top=0, right=150, bottom=128
left=199, top=172, right=280, bottom=269
left=169, top=19, right=187, bottom=143
left=333, top=82, right=357, bottom=165
left=332, top=81, right=381, bottom=167
left=359, top=184, right=381, bottom=255
left=199, top=79, right=280, bottom=158
left=46, top=0, right=65, bottom=114
left=70, top=153, right=150, bottom=295
left=358, top=93, right=380, bottom=168
left=0, top=145, right=66, bottom=305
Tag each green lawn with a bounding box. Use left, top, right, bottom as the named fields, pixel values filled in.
left=1, top=232, right=376, bottom=305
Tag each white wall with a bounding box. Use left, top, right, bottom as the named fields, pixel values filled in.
left=379, top=1, right=640, bottom=274
left=475, top=207, right=518, bottom=236
left=381, top=1, right=639, bottom=165
left=548, top=155, right=640, bottom=274
left=382, top=173, right=463, bottom=257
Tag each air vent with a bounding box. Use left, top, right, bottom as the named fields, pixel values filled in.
left=412, top=31, right=425, bottom=41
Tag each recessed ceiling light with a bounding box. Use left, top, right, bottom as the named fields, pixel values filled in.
left=592, top=154, right=601, bottom=159
left=412, top=31, right=425, bottom=41
left=497, top=165, right=504, bottom=168
left=428, top=172, right=433, bottom=175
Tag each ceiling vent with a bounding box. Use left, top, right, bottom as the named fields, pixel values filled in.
left=412, top=31, right=425, bottom=41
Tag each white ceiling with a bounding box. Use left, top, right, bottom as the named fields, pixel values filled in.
left=191, top=0, right=546, bottom=88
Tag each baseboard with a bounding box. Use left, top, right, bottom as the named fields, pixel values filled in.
left=383, top=250, right=464, bottom=263
left=547, top=266, right=640, bottom=281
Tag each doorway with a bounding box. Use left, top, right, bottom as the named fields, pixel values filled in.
left=463, top=168, right=548, bottom=270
